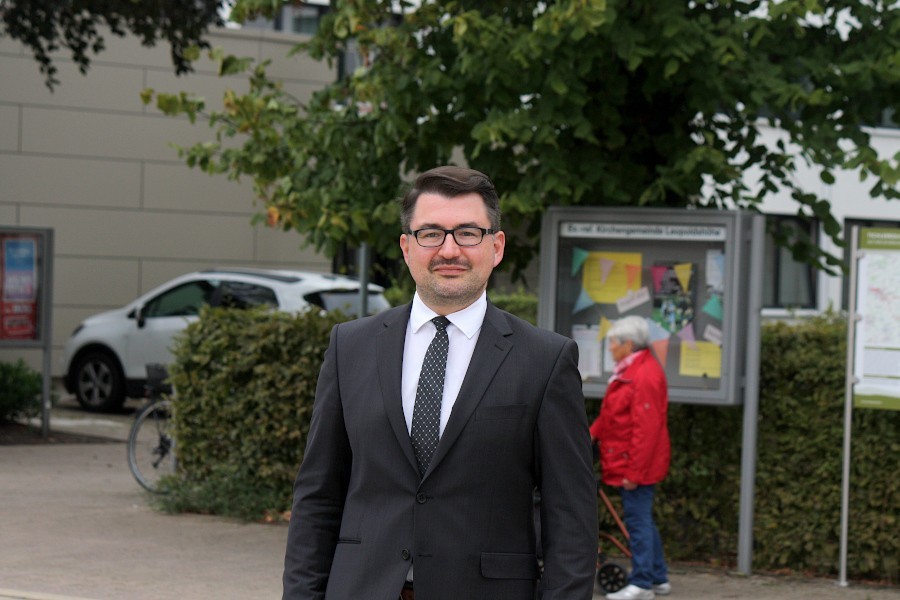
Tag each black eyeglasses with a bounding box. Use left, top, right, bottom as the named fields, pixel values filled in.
left=409, top=227, right=497, bottom=247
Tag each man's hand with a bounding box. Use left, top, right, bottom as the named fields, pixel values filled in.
left=621, top=478, right=637, bottom=491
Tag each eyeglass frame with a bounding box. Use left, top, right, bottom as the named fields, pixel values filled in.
left=407, top=226, right=498, bottom=247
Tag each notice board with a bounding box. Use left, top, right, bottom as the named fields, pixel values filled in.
left=852, top=228, right=900, bottom=411
left=538, top=207, right=761, bottom=405
left=0, top=227, right=53, bottom=347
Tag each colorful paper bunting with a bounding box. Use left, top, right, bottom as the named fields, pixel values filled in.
left=674, top=262, right=693, bottom=292
left=651, top=265, right=667, bottom=293
left=599, top=257, right=615, bottom=285
left=572, top=288, right=594, bottom=314
left=677, top=323, right=697, bottom=349
left=625, top=264, right=641, bottom=290
left=651, top=338, right=669, bottom=367
left=599, top=316, right=613, bottom=340
left=646, top=318, right=670, bottom=342
left=571, top=247, right=589, bottom=277
left=702, top=295, right=723, bottom=320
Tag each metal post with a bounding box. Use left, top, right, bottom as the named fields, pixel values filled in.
left=41, top=347, right=52, bottom=438
left=41, top=229, right=54, bottom=439
left=839, top=226, right=860, bottom=587
left=357, top=242, right=369, bottom=318
left=737, top=214, right=765, bottom=574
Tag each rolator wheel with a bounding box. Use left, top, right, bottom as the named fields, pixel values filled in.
left=596, top=561, right=628, bottom=593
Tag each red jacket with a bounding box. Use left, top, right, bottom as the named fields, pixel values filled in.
left=589, top=349, right=670, bottom=487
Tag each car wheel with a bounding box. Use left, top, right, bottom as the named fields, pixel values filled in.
left=73, top=351, right=126, bottom=412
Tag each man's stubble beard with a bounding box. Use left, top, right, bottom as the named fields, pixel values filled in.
left=417, top=259, right=488, bottom=310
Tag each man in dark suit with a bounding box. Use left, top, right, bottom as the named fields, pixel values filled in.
left=283, top=166, right=598, bottom=599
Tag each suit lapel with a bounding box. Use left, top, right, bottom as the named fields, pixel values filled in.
left=376, top=304, right=419, bottom=475
left=425, top=303, right=513, bottom=479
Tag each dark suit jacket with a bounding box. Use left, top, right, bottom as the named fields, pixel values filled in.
left=283, top=301, right=598, bottom=599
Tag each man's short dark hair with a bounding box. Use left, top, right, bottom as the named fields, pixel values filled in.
left=400, top=166, right=501, bottom=232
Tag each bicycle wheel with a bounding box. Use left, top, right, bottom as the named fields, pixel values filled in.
left=127, top=400, right=176, bottom=492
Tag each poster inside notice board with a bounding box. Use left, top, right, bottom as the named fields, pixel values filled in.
left=0, top=229, right=49, bottom=344
left=539, top=209, right=755, bottom=405
left=852, top=228, right=900, bottom=411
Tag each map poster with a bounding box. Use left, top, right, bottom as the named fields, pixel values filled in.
left=853, top=228, right=900, bottom=411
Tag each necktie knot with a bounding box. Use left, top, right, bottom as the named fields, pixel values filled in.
left=432, top=316, right=450, bottom=332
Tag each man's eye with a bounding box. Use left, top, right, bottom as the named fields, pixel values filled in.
left=420, top=230, right=442, bottom=239
left=457, top=229, right=479, bottom=238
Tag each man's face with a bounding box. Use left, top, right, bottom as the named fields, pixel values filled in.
left=399, top=192, right=505, bottom=315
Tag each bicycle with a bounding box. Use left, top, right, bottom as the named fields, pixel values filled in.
left=127, top=363, right=176, bottom=492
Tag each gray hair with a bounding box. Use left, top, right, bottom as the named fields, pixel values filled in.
left=606, top=316, right=650, bottom=350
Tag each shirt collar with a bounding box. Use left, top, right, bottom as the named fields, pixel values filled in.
left=410, top=291, right=487, bottom=340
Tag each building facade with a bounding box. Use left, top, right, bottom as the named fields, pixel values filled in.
left=0, top=26, right=336, bottom=374
left=753, top=124, right=900, bottom=316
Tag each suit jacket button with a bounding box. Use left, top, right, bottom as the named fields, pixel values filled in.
left=416, top=492, right=427, bottom=504
left=401, top=549, right=411, bottom=560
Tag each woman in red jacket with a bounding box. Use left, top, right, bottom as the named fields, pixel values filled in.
left=590, top=316, right=671, bottom=600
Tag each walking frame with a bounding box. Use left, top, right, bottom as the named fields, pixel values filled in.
left=596, top=484, right=631, bottom=594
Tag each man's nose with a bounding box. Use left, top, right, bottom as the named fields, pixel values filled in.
left=437, top=232, right=462, bottom=257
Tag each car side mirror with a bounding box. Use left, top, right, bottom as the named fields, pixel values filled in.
left=136, top=306, right=146, bottom=329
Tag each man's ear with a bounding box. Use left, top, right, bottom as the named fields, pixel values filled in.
left=492, top=230, right=505, bottom=268
left=400, top=233, right=411, bottom=265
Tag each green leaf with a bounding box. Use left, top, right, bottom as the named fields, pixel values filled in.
left=220, top=55, right=253, bottom=76
left=664, top=58, right=679, bottom=79
left=139, top=88, right=154, bottom=105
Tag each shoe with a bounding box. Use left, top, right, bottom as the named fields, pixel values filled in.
left=653, top=582, right=671, bottom=595
left=606, top=584, right=655, bottom=600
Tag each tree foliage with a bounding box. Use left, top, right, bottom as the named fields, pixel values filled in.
left=144, top=0, right=900, bottom=277
left=0, top=0, right=225, bottom=89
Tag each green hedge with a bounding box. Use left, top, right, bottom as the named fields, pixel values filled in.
left=643, top=314, right=897, bottom=581
left=754, top=316, right=897, bottom=580
left=161, top=305, right=898, bottom=581
left=491, top=288, right=538, bottom=325
left=159, top=306, right=348, bottom=520
left=0, top=359, right=41, bottom=423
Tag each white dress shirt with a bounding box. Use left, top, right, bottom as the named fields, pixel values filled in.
left=401, top=291, right=486, bottom=436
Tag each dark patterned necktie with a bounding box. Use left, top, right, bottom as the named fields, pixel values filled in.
left=411, top=316, right=450, bottom=477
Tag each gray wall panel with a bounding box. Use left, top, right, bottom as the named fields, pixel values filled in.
left=0, top=154, right=141, bottom=207
left=0, top=105, right=19, bottom=151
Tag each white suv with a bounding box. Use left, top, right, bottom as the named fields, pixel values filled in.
left=62, top=268, right=390, bottom=412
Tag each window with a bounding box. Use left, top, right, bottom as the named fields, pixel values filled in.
left=290, top=6, right=322, bottom=35
left=877, top=107, right=898, bottom=130
left=142, top=279, right=278, bottom=318
left=143, top=281, right=214, bottom=318
left=842, top=218, right=900, bottom=309
left=210, top=281, right=277, bottom=309
left=762, top=216, right=818, bottom=310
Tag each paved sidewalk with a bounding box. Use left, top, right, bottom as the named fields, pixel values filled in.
left=1, top=402, right=897, bottom=599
